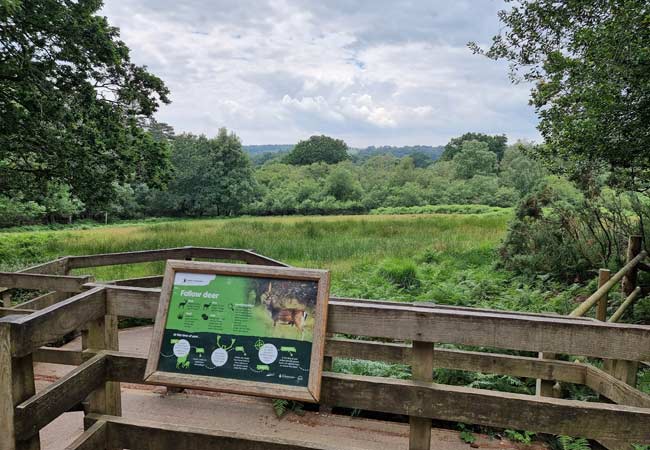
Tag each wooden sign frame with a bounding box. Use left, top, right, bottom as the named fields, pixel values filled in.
left=144, top=260, right=330, bottom=402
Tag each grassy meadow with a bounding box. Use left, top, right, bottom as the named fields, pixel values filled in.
left=0, top=211, right=588, bottom=314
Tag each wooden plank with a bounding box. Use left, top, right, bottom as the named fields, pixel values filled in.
left=104, top=352, right=650, bottom=442
left=0, top=272, right=91, bottom=293
left=66, top=248, right=192, bottom=269
left=16, top=291, right=71, bottom=311
left=9, top=287, right=106, bottom=357
left=409, top=341, right=433, bottom=450
left=585, top=366, right=650, bottom=408
left=64, top=421, right=106, bottom=450
left=321, top=372, right=650, bottom=442
left=33, top=347, right=85, bottom=366
left=328, top=300, right=650, bottom=360
left=188, top=247, right=291, bottom=267
left=87, top=414, right=359, bottom=450
left=102, top=285, right=160, bottom=318
left=14, top=354, right=107, bottom=438
left=324, top=338, right=587, bottom=384
left=83, top=313, right=121, bottom=418
left=110, top=276, right=164, bottom=288
left=0, top=308, right=33, bottom=318
left=0, top=321, right=40, bottom=450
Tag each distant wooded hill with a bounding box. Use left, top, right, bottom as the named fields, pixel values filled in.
left=243, top=144, right=444, bottom=160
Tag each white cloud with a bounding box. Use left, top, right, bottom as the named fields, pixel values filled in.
left=100, top=0, right=540, bottom=147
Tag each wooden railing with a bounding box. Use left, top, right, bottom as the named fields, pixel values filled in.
left=1, top=246, right=650, bottom=450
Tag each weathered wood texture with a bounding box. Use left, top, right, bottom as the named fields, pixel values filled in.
left=0, top=322, right=40, bottom=450
left=66, top=248, right=192, bottom=269
left=409, top=341, right=434, bottom=450
left=16, top=291, right=72, bottom=311
left=86, top=414, right=348, bottom=450
left=82, top=313, right=121, bottom=418
left=321, top=372, right=650, bottom=442
left=64, top=421, right=107, bottom=450
left=14, top=354, right=107, bottom=438
left=103, top=352, right=650, bottom=442
left=109, top=276, right=164, bottom=288
left=8, top=287, right=106, bottom=357
left=0, top=272, right=91, bottom=293
left=102, top=286, right=650, bottom=360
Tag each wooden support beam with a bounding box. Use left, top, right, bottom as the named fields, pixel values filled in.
left=82, top=314, right=121, bottom=419
left=64, top=421, right=107, bottom=450
left=0, top=308, right=33, bottom=318
left=622, top=236, right=643, bottom=296
left=8, top=287, right=106, bottom=357
left=0, top=272, right=91, bottom=293
left=0, top=322, right=40, bottom=450
left=16, top=291, right=71, bottom=311
left=609, top=287, right=643, bottom=323
left=14, top=354, right=107, bottom=438
left=585, top=366, right=650, bottom=408
left=33, top=347, right=86, bottom=366
left=409, top=341, right=434, bottom=450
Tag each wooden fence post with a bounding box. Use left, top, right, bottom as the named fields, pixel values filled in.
left=0, top=321, right=41, bottom=450
left=535, top=352, right=561, bottom=398
left=1, top=290, right=11, bottom=308
left=597, top=269, right=611, bottom=322
left=409, top=341, right=434, bottom=450
left=82, top=312, right=121, bottom=420
left=605, top=236, right=643, bottom=388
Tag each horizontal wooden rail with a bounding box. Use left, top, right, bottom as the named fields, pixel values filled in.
left=14, top=353, right=107, bottom=438
left=87, top=414, right=335, bottom=450
left=15, top=291, right=71, bottom=310
left=188, top=247, right=291, bottom=267
left=6, top=287, right=106, bottom=357
left=0, top=257, right=69, bottom=294
left=571, top=251, right=648, bottom=317
left=66, top=248, right=193, bottom=269
left=0, top=272, right=91, bottom=293
left=99, top=285, right=650, bottom=360
left=108, top=275, right=165, bottom=288
left=101, top=352, right=650, bottom=443
left=609, top=287, right=643, bottom=323
left=0, top=308, right=33, bottom=318
left=325, top=338, right=587, bottom=384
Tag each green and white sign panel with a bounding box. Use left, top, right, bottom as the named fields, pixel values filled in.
left=145, top=261, right=330, bottom=402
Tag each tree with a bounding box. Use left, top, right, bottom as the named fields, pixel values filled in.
left=0, top=0, right=172, bottom=207
left=325, top=167, right=362, bottom=201
left=452, top=141, right=498, bottom=179
left=471, top=0, right=650, bottom=190
left=442, top=133, right=508, bottom=161
left=285, top=135, right=349, bottom=165
left=161, top=129, right=256, bottom=216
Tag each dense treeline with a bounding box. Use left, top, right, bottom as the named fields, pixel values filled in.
left=0, top=126, right=547, bottom=225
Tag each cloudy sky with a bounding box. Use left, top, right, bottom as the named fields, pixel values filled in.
left=101, top=0, right=540, bottom=147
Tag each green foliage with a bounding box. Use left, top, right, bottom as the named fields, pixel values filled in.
left=0, top=0, right=171, bottom=207
left=557, top=436, right=590, bottom=450
left=442, top=132, right=508, bottom=161
left=473, top=0, right=650, bottom=190
left=371, top=204, right=510, bottom=215
left=504, top=429, right=535, bottom=445
left=334, top=358, right=411, bottom=379
left=457, top=424, right=477, bottom=444
left=377, top=258, right=420, bottom=290
left=271, top=399, right=304, bottom=418
left=452, top=141, right=498, bottom=179
left=284, top=135, right=349, bottom=165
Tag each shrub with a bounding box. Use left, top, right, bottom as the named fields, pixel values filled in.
left=377, top=258, right=420, bottom=289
